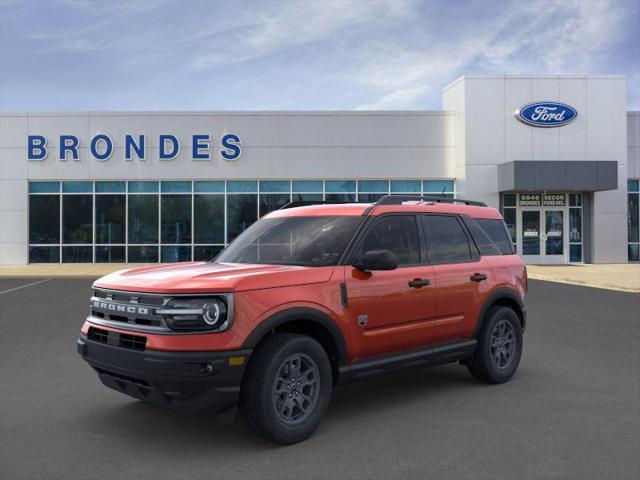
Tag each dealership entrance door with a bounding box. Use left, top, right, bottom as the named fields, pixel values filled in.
left=513, top=193, right=575, bottom=265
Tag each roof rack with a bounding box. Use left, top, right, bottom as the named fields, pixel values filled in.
left=374, top=195, right=487, bottom=207
left=279, top=200, right=355, bottom=210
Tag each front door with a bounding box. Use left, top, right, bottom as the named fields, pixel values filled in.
left=345, top=214, right=436, bottom=360
left=519, top=208, right=566, bottom=264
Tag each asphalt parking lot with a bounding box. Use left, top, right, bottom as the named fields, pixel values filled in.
left=0, top=277, right=638, bottom=480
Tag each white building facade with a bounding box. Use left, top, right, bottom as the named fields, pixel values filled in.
left=1, top=75, right=638, bottom=265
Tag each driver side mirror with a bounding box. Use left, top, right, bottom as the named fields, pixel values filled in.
left=354, top=249, right=398, bottom=271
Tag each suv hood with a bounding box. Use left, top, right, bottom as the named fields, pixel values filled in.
left=93, top=262, right=335, bottom=294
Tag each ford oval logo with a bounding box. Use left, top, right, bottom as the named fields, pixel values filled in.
left=515, top=102, right=577, bottom=127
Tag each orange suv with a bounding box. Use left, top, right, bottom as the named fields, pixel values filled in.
left=77, top=195, right=527, bottom=444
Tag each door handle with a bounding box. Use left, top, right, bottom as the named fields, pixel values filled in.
left=408, top=278, right=430, bottom=288
left=470, top=273, right=487, bottom=282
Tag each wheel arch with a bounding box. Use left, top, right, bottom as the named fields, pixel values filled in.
left=473, top=288, right=526, bottom=338
left=242, top=307, right=348, bottom=383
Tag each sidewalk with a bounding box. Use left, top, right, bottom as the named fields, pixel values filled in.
left=1, top=263, right=639, bottom=293
left=526, top=264, right=640, bottom=293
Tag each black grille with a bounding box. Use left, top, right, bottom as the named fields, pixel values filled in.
left=94, top=367, right=150, bottom=387
left=87, top=327, right=147, bottom=351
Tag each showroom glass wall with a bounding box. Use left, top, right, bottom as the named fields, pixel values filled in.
left=629, top=179, right=639, bottom=262
left=27, top=179, right=455, bottom=263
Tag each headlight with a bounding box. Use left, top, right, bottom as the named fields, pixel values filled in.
left=157, top=296, right=231, bottom=332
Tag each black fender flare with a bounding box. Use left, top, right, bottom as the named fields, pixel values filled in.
left=242, top=307, right=348, bottom=367
left=473, top=288, right=526, bottom=338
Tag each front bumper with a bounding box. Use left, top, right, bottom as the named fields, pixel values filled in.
left=77, top=335, right=251, bottom=414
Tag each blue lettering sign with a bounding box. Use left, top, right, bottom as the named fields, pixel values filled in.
left=125, top=135, right=145, bottom=160
left=28, top=135, right=47, bottom=160
left=60, top=135, right=79, bottom=160
left=221, top=134, right=241, bottom=160
left=192, top=134, right=210, bottom=160
left=90, top=134, right=113, bottom=161
left=159, top=134, right=179, bottom=160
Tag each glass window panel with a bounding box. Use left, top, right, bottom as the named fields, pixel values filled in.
left=503, top=194, right=516, bottom=207
left=628, top=243, right=639, bottom=262
left=545, top=211, right=564, bottom=256
left=161, top=195, right=192, bottom=244
left=161, top=181, right=192, bottom=193
left=503, top=208, right=516, bottom=243
left=422, top=215, right=472, bottom=263
left=569, top=208, right=582, bottom=243
left=292, top=180, right=323, bottom=192
left=62, top=246, right=92, bottom=263
left=227, top=194, right=258, bottom=241
left=62, top=181, right=92, bottom=193
left=128, top=246, right=158, bottom=263
left=95, top=195, right=125, bottom=244
left=95, top=246, right=125, bottom=263
left=95, top=181, right=125, bottom=193
left=325, top=180, right=356, bottom=192
left=161, top=246, right=192, bottom=263
left=260, top=181, right=290, bottom=192
left=293, top=193, right=323, bottom=202
left=357, top=193, right=386, bottom=203
left=521, top=211, right=541, bottom=255
left=325, top=193, right=356, bottom=202
left=569, top=193, right=582, bottom=207
left=260, top=194, right=291, bottom=216
left=63, top=195, right=92, bottom=244
left=194, top=195, right=224, bottom=243
left=391, top=180, right=421, bottom=193
left=128, top=195, right=158, bottom=244
left=628, top=193, right=639, bottom=243
left=358, top=180, right=388, bottom=193
left=628, top=179, right=639, bottom=192
left=570, top=244, right=582, bottom=263
left=194, top=181, right=224, bottom=193
left=29, top=195, right=60, bottom=243
left=475, top=218, right=514, bottom=255
left=227, top=181, right=257, bottom=193
left=128, top=181, right=159, bottom=193
left=194, top=245, right=224, bottom=262
left=360, top=216, right=420, bottom=265
left=29, top=182, right=60, bottom=193
left=29, top=246, right=59, bottom=263
left=423, top=180, right=454, bottom=193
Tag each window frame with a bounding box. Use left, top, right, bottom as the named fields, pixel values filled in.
left=420, top=213, right=480, bottom=266
left=344, top=213, right=425, bottom=268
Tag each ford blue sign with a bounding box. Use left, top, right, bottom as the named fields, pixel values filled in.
left=515, top=102, right=577, bottom=127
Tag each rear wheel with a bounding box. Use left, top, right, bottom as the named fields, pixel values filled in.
left=467, top=306, right=523, bottom=384
left=240, top=333, right=332, bottom=444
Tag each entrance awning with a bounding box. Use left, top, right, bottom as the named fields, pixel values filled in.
left=498, top=161, right=617, bottom=192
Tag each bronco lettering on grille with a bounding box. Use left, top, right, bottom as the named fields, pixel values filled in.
left=92, top=300, right=149, bottom=315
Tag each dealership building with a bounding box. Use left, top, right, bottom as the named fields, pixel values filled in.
left=0, top=74, right=638, bottom=266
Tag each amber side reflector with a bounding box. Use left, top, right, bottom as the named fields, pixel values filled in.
left=228, top=356, right=246, bottom=366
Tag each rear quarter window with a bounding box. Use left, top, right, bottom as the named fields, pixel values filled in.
left=472, top=218, right=515, bottom=255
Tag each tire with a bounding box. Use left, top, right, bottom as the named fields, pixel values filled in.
left=467, top=306, right=523, bottom=384
left=239, top=333, right=332, bottom=444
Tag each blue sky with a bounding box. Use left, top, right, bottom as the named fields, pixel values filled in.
left=1, top=0, right=638, bottom=111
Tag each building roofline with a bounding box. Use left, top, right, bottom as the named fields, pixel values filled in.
left=443, top=74, right=626, bottom=92
left=0, top=110, right=455, bottom=117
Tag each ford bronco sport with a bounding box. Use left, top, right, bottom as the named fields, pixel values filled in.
left=77, top=195, right=526, bottom=444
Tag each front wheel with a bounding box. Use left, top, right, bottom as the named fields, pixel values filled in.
left=240, top=333, right=332, bottom=444
left=467, top=306, right=523, bottom=384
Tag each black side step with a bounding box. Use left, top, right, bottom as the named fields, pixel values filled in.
left=337, top=339, right=477, bottom=384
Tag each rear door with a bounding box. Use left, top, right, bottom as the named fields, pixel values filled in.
left=420, top=214, right=493, bottom=344
left=345, top=214, right=436, bottom=360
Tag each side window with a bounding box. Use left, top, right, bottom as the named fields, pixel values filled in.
left=476, top=218, right=514, bottom=255
left=422, top=215, right=472, bottom=264
left=464, top=218, right=502, bottom=256
left=360, top=215, right=420, bottom=266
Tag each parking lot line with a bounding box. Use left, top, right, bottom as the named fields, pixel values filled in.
left=0, top=277, right=54, bottom=295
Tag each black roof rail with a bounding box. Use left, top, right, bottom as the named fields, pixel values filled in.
left=374, top=195, right=487, bottom=207
left=279, top=200, right=356, bottom=210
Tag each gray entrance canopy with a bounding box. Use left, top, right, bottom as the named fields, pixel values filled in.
left=497, top=161, right=618, bottom=192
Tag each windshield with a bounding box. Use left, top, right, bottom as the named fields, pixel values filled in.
left=216, top=216, right=363, bottom=266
